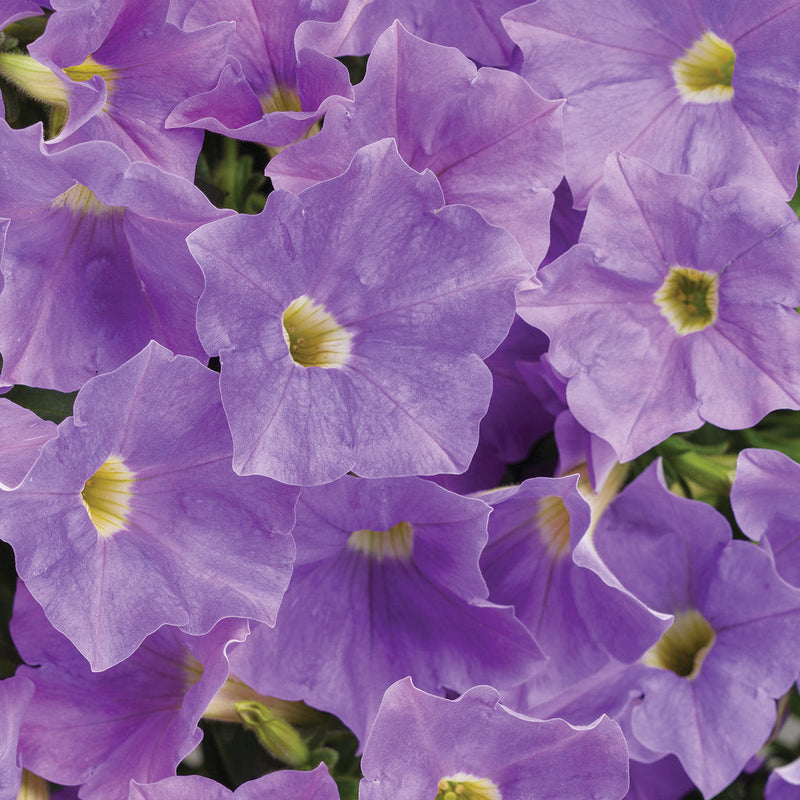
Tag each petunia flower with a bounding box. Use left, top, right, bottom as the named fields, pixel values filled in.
left=230, top=474, right=543, bottom=743
left=359, top=677, right=630, bottom=800
left=166, top=0, right=352, bottom=153
left=480, top=474, right=666, bottom=707
left=591, top=461, right=800, bottom=797
left=0, top=342, right=297, bottom=670
left=12, top=0, right=234, bottom=178
left=505, top=0, right=800, bottom=207
left=190, top=138, right=531, bottom=485
left=518, top=153, right=800, bottom=462
left=12, top=583, right=250, bottom=800
left=0, top=121, right=232, bottom=392
left=267, top=22, right=564, bottom=265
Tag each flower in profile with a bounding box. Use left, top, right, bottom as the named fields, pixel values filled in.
left=230, top=474, right=543, bottom=743
left=130, top=763, right=339, bottom=800
left=0, top=121, right=232, bottom=391
left=505, top=0, right=800, bottom=206
left=166, top=0, right=352, bottom=153
left=518, top=153, right=800, bottom=462
left=11, top=583, right=249, bottom=800
left=190, top=138, right=531, bottom=485
left=592, top=461, right=800, bottom=797
left=0, top=342, right=297, bottom=670
left=267, top=22, right=563, bottom=265
left=359, top=678, right=629, bottom=800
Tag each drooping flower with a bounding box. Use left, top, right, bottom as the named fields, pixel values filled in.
left=190, top=138, right=531, bottom=485
left=0, top=342, right=297, bottom=670
left=505, top=0, right=800, bottom=206
left=267, top=22, right=563, bottom=265
left=359, top=678, right=630, bottom=800
left=230, top=474, right=543, bottom=743
left=0, top=121, right=232, bottom=392
left=166, top=0, right=352, bottom=153
left=518, top=153, right=800, bottom=462
left=12, top=583, right=250, bottom=800
left=129, top=763, right=340, bottom=800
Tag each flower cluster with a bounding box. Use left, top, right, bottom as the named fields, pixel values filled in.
left=1, top=1, right=800, bottom=799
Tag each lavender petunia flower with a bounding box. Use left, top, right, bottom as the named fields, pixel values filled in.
left=0, top=342, right=297, bottom=670
left=481, top=474, right=666, bottom=707
left=230, top=474, right=543, bottom=743
left=518, top=153, right=800, bottom=462
left=12, top=583, right=249, bottom=800
left=267, top=22, right=563, bottom=266
left=22, top=0, right=233, bottom=178
left=0, top=121, right=232, bottom=392
left=166, top=0, right=352, bottom=152
left=505, top=0, right=800, bottom=207
left=766, top=757, right=800, bottom=800
left=190, top=138, right=531, bottom=485
left=592, top=461, right=800, bottom=797
left=129, top=763, right=339, bottom=800
left=359, top=677, right=630, bottom=800
left=731, top=447, right=800, bottom=587
left=0, top=400, right=56, bottom=490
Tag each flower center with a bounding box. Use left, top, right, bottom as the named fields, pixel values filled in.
left=347, top=521, right=414, bottom=561
left=435, top=774, right=501, bottom=800
left=63, top=55, right=116, bottom=89
left=51, top=183, right=121, bottom=216
left=260, top=84, right=303, bottom=115
left=281, top=295, right=353, bottom=368
left=642, top=608, right=715, bottom=679
left=535, top=495, right=571, bottom=560
left=653, top=266, right=719, bottom=335
left=671, top=32, right=736, bottom=104
left=80, top=456, right=135, bottom=538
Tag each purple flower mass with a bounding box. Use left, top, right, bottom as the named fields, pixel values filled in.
left=519, top=153, right=800, bottom=461
left=0, top=342, right=296, bottom=670
left=190, top=138, right=531, bottom=485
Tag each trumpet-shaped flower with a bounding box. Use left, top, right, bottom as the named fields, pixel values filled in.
left=591, top=461, right=800, bottom=797
left=166, top=0, right=352, bottom=152
left=0, top=121, right=231, bottom=391
left=0, top=342, right=297, bottom=670
left=518, top=153, right=800, bottom=462
left=359, top=678, right=630, bottom=800
left=505, top=0, right=800, bottom=206
left=267, top=22, right=563, bottom=265
left=190, top=139, right=531, bottom=485
left=12, top=583, right=249, bottom=800
left=230, top=474, right=543, bottom=743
